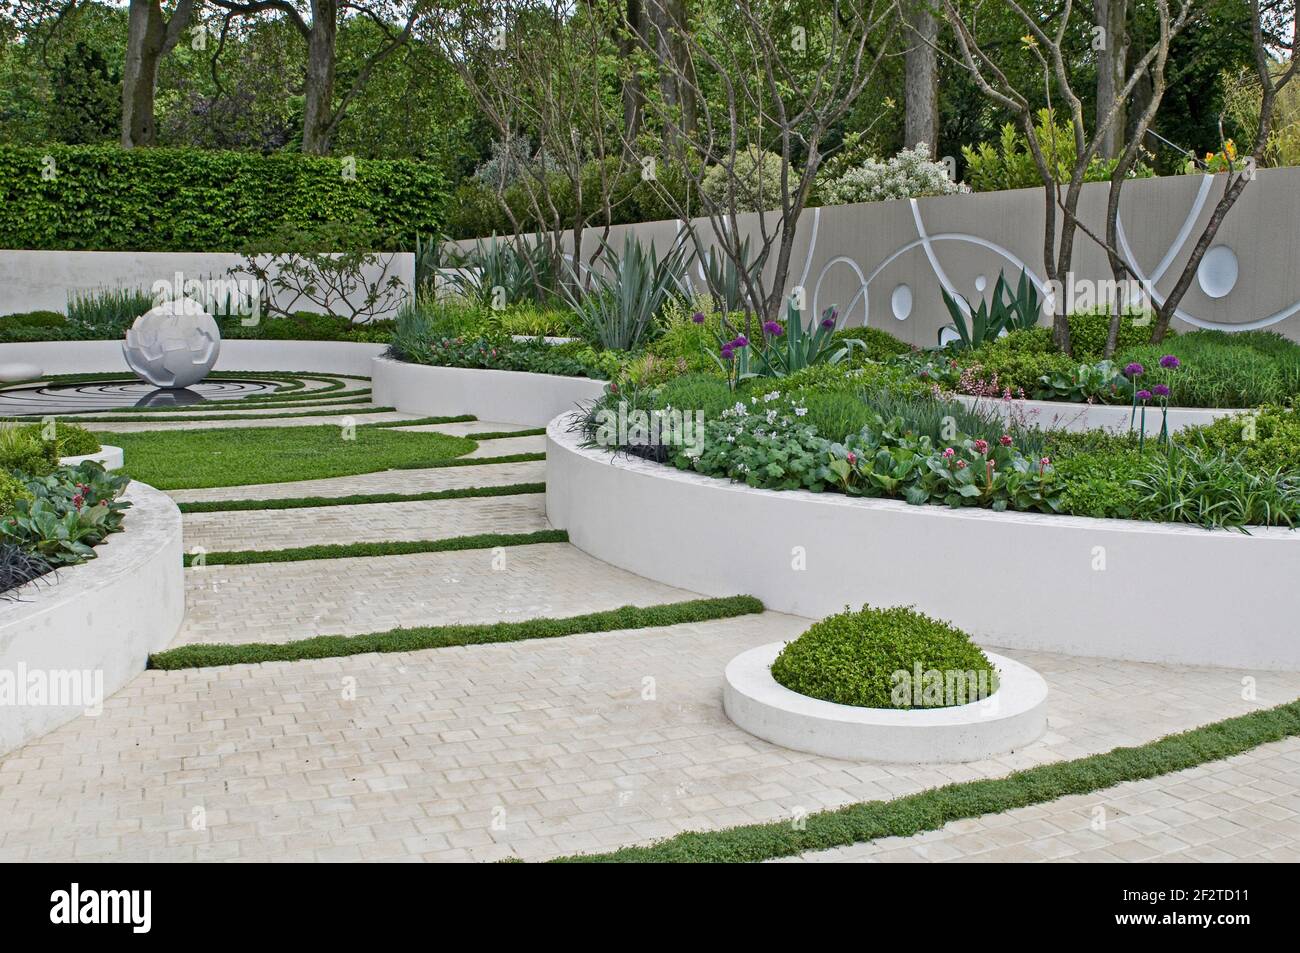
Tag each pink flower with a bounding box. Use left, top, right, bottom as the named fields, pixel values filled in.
left=999, top=434, right=1013, bottom=447
left=942, top=447, right=955, bottom=459
left=846, top=451, right=857, bottom=465
left=973, top=439, right=989, bottom=455
left=956, top=459, right=967, bottom=470
left=72, top=494, right=84, bottom=508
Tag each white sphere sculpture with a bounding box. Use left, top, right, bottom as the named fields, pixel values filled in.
left=122, top=298, right=221, bottom=389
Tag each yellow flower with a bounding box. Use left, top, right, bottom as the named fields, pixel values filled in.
left=1021, top=34, right=1037, bottom=46
left=1225, top=139, right=1238, bottom=159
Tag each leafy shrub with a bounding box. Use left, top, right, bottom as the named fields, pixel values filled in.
left=1182, top=405, right=1300, bottom=474
left=832, top=325, right=913, bottom=362
left=961, top=327, right=1075, bottom=393
left=0, top=310, right=65, bottom=326
left=220, top=312, right=394, bottom=343
left=0, top=425, right=60, bottom=476
left=387, top=333, right=608, bottom=379
left=701, top=147, right=784, bottom=212
left=962, top=110, right=1153, bottom=192
left=0, top=144, right=445, bottom=252
left=2, top=462, right=133, bottom=565
left=821, top=144, right=968, bottom=205
left=1054, top=449, right=1147, bottom=519
left=1118, top=330, right=1300, bottom=407
left=66, top=287, right=153, bottom=337
left=1066, top=308, right=1157, bottom=360
left=648, top=297, right=733, bottom=374
left=770, top=606, right=997, bottom=709
left=483, top=304, right=577, bottom=338
left=0, top=471, right=34, bottom=518
left=653, top=373, right=736, bottom=420
left=48, top=423, right=101, bottom=457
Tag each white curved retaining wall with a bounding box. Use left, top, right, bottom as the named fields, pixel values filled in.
left=0, top=339, right=386, bottom=377
left=0, top=482, right=184, bottom=757
left=547, top=416, right=1300, bottom=670
left=372, top=356, right=606, bottom=427
left=956, top=394, right=1246, bottom=435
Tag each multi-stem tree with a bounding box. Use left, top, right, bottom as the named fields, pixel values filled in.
left=627, top=0, right=898, bottom=322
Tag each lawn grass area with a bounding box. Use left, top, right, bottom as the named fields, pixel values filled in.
left=148, top=595, right=764, bottom=669
left=106, top=422, right=477, bottom=489
left=549, top=698, right=1300, bottom=862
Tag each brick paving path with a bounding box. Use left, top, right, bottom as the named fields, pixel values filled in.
left=165, top=459, right=546, bottom=504
left=778, top=737, right=1300, bottom=863
left=3, top=615, right=1297, bottom=862
left=177, top=542, right=700, bottom=646
left=183, top=494, right=548, bottom=553
left=2, top=382, right=1298, bottom=863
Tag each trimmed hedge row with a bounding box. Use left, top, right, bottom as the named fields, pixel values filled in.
left=0, top=145, right=446, bottom=252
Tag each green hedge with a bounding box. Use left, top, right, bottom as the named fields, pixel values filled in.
left=0, top=145, right=446, bottom=252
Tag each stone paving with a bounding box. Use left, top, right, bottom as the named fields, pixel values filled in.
left=777, top=737, right=1300, bottom=863
left=3, top=383, right=1299, bottom=863
left=3, top=612, right=1298, bottom=862
left=183, top=493, right=549, bottom=553
left=165, top=459, right=546, bottom=504
left=177, top=542, right=701, bottom=646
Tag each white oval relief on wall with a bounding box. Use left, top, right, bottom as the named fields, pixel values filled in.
left=890, top=284, right=913, bottom=321
left=1196, top=245, right=1238, bottom=299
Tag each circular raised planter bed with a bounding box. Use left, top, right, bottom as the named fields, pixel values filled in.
left=955, top=393, right=1247, bottom=435
left=724, top=643, right=1048, bottom=763
left=0, top=481, right=184, bottom=757
left=59, top=445, right=124, bottom=471
left=546, top=414, right=1300, bottom=671
left=372, top=355, right=606, bottom=427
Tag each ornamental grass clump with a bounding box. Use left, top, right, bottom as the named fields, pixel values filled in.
left=770, top=606, right=998, bottom=710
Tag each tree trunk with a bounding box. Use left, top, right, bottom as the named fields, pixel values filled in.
left=646, top=0, right=695, bottom=139
left=903, top=4, right=939, bottom=153
left=302, top=0, right=338, bottom=155
left=121, top=0, right=194, bottom=148
left=1094, top=0, right=1130, bottom=159
left=621, top=0, right=644, bottom=143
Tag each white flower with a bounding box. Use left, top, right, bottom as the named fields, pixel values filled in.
left=794, top=406, right=808, bottom=417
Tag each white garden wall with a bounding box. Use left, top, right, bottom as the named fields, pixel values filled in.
left=547, top=416, right=1300, bottom=671
left=0, top=482, right=184, bottom=757
left=372, top=356, right=606, bottom=426
left=0, top=249, right=414, bottom=319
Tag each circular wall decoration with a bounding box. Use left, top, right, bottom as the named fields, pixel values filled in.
left=890, top=284, right=913, bottom=321
left=1196, top=245, right=1239, bottom=299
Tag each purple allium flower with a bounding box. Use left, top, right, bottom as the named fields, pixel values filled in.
left=763, top=321, right=785, bottom=336
left=733, top=335, right=749, bottom=348
left=1136, top=389, right=1152, bottom=401
left=1152, top=383, right=1170, bottom=397
left=720, top=344, right=734, bottom=361
left=691, top=311, right=706, bottom=324
left=821, top=317, right=836, bottom=330
left=1159, top=354, right=1180, bottom=370
left=1124, top=362, right=1145, bottom=377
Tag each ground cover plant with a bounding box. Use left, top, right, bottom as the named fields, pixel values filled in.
left=104, top=422, right=475, bottom=489
left=771, top=606, right=997, bottom=709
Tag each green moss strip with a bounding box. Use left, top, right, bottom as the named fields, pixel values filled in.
left=408, top=452, right=545, bottom=469
left=177, top=482, right=545, bottom=513
left=149, top=595, right=764, bottom=670
left=183, top=528, right=567, bottom=566
left=551, top=700, right=1300, bottom=862
left=465, top=427, right=547, bottom=440
left=14, top=406, right=399, bottom=424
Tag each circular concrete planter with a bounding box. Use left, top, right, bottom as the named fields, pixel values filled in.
left=546, top=415, right=1300, bottom=670
left=0, top=339, right=387, bottom=377
left=955, top=393, right=1248, bottom=435
left=59, top=445, right=123, bottom=471
left=723, top=643, right=1048, bottom=763
left=372, top=355, right=606, bottom=427
left=0, top=482, right=184, bottom=757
